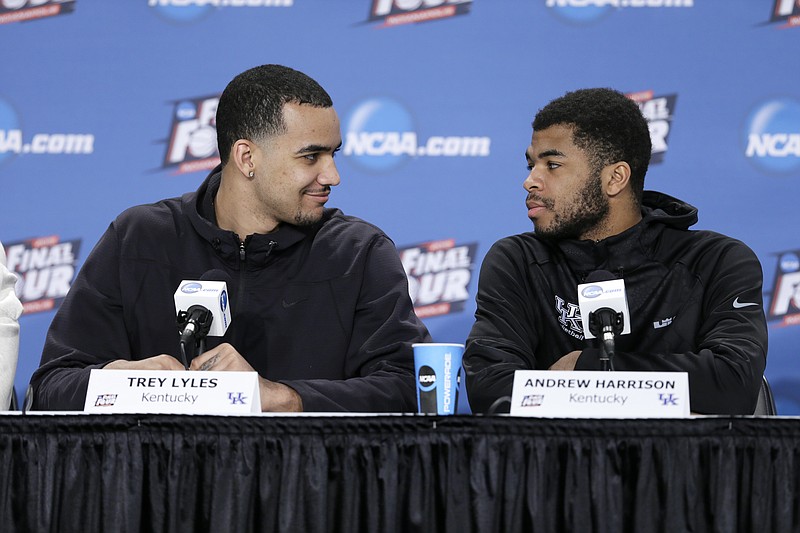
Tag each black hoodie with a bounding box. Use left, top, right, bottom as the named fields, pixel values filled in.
left=31, top=167, right=430, bottom=411
left=463, top=191, right=767, bottom=415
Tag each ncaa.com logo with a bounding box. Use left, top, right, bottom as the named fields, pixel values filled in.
left=219, top=290, right=228, bottom=312
left=744, top=98, right=800, bottom=174
left=181, top=282, right=203, bottom=294
left=343, top=97, right=491, bottom=173
left=546, top=0, right=693, bottom=25
left=581, top=285, right=603, bottom=298
left=149, top=0, right=291, bottom=23
left=0, top=0, right=75, bottom=25
left=0, top=96, right=94, bottom=167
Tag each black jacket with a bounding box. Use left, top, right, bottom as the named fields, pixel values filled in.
left=31, top=167, right=430, bottom=411
left=463, top=191, right=767, bottom=415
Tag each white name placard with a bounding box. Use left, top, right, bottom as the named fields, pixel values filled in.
left=84, top=369, right=261, bottom=414
left=510, top=370, right=690, bottom=418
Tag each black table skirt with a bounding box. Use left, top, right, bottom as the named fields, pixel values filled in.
left=0, top=415, right=798, bottom=532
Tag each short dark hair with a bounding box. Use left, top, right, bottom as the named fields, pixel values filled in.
left=216, top=64, right=333, bottom=165
left=532, top=88, right=652, bottom=204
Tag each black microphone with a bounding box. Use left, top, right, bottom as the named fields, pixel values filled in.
left=577, top=270, right=630, bottom=371
left=174, top=269, right=232, bottom=368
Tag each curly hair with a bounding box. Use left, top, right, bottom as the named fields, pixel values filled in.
left=216, top=64, right=333, bottom=165
left=532, top=88, right=652, bottom=205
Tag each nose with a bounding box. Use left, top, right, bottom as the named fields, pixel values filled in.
left=523, top=167, right=542, bottom=192
left=318, top=157, right=341, bottom=187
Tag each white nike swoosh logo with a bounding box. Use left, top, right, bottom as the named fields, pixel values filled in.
left=732, top=297, right=758, bottom=309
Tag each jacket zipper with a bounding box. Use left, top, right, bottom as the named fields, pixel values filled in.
left=236, top=238, right=277, bottom=316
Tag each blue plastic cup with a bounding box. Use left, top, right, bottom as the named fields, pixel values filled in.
left=412, top=343, right=464, bottom=415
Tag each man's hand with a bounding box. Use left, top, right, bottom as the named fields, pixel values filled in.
left=548, top=350, right=582, bottom=371
left=105, top=354, right=185, bottom=370
left=190, top=343, right=303, bottom=413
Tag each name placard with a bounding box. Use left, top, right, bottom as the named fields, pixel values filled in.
left=510, top=370, right=690, bottom=418
left=84, top=369, right=261, bottom=414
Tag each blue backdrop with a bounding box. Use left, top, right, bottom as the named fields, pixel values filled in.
left=2, top=0, right=799, bottom=412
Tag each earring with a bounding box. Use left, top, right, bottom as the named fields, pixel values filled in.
left=248, top=170, right=254, bottom=178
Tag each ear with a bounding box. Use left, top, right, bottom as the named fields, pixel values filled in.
left=230, top=139, right=256, bottom=178
left=604, top=161, right=632, bottom=198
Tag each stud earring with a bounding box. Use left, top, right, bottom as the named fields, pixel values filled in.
left=248, top=170, right=254, bottom=178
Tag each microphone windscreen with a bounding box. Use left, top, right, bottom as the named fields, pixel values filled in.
left=585, top=270, right=616, bottom=283
left=199, top=269, right=232, bottom=284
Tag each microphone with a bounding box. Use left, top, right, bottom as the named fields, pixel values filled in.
left=577, top=270, right=631, bottom=371
left=174, top=270, right=232, bottom=367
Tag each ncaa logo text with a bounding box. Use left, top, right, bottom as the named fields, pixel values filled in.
left=149, top=0, right=292, bottom=23
left=181, top=282, right=203, bottom=294
left=744, top=98, right=800, bottom=174
left=546, top=0, right=693, bottom=25
left=343, top=97, right=490, bottom=173
left=0, top=97, right=94, bottom=166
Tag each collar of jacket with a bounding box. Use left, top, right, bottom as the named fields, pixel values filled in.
left=552, top=190, right=699, bottom=279
left=182, top=164, right=314, bottom=265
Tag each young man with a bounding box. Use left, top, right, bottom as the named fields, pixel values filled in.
left=31, top=64, right=430, bottom=412
left=463, top=88, right=767, bottom=415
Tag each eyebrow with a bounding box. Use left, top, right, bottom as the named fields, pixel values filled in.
left=295, top=142, right=343, bottom=155
left=525, top=148, right=566, bottom=161
left=537, top=149, right=566, bottom=159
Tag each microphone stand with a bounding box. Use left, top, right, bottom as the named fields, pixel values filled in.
left=589, top=308, right=624, bottom=371
left=176, top=305, right=214, bottom=368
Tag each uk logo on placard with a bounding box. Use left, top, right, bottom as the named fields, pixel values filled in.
left=160, top=94, right=221, bottom=175
left=768, top=249, right=800, bottom=327
left=366, top=0, right=472, bottom=27
left=767, top=0, right=800, bottom=28
left=399, top=239, right=477, bottom=318
left=4, top=235, right=81, bottom=315
left=627, top=90, right=678, bottom=165
left=0, top=0, right=76, bottom=25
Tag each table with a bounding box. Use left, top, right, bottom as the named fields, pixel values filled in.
left=0, top=414, right=798, bottom=532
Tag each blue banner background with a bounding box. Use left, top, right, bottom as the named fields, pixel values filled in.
left=2, top=0, right=798, bottom=413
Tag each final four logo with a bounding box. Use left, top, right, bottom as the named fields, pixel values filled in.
left=4, top=235, right=81, bottom=315
left=744, top=98, right=800, bottom=174
left=768, top=0, right=800, bottom=28
left=0, top=0, right=75, bottom=25
left=343, top=97, right=490, bottom=173
left=367, top=0, right=472, bottom=27
left=161, top=94, right=221, bottom=174
left=627, top=90, right=677, bottom=165
left=768, top=250, right=800, bottom=327
left=399, top=239, right=477, bottom=318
